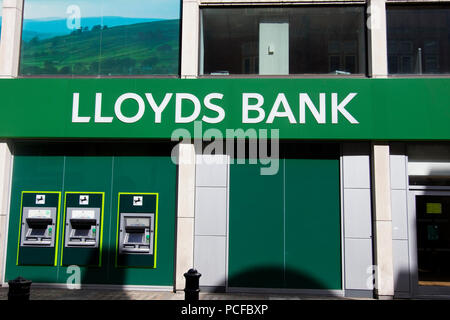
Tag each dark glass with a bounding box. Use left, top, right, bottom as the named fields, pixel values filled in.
left=128, top=233, right=144, bottom=244
left=201, top=6, right=366, bottom=75
left=74, top=228, right=90, bottom=237
left=415, top=195, right=450, bottom=284
left=387, top=5, right=450, bottom=74
left=30, top=228, right=46, bottom=236
left=20, top=0, right=181, bottom=76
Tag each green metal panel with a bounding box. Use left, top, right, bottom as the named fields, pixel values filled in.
left=0, top=78, right=450, bottom=140
left=18, top=192, right=61, bottom=266
left=111, top=156, right=175, bottom=285
left=228, top=161, right=285, bottom=288
left=5, top=149, right=65, bottom=283
left=5, top=143, right=176, bottom=286
left=61, top=192, right=104, bottom=267
left=229, top=155, right=341, bottom=290
left=284, top=159, right=341, bottom=290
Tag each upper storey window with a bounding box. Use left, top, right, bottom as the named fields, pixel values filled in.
left=200, top=6, right=367, bottom=76
left=19, top=0, right=181, bottom=76
left=387, top=5, right=450, bottom=75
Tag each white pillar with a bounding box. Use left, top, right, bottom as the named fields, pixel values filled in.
left=371, top=143, right=394, bottom=299
left=175, top=143, right=196, bottom=291
left=0, top=0, right=24, bottom=78
left=0, top=142, right=12, bottom=285
left=181, top=0, right=199, bottom=78
left=367, top=0, right=388, bottom=78
left=0, top=0, right=21, bottom=285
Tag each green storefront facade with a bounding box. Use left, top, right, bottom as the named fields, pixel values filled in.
left=0, top=77, right=449, bottom=295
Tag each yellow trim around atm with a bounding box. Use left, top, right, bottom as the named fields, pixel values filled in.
left=16, top=191, right=62, bottom=266
left=60, top=192, right=105, bottom=267
left=115, top=192, right=159, bottom=268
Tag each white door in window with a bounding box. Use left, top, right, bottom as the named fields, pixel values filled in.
left=259, top=22, right=289, bottom=75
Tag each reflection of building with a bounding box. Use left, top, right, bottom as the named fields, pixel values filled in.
left=387, top=6, right=450, bottom=74
left=0, top=0, right=449, bottom=300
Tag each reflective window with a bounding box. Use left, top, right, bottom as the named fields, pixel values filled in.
left=200, top=6, right=366, bottom=76
left=20, top=0, right=181, bottom=76
left=387, top=5, right=450, bottom=75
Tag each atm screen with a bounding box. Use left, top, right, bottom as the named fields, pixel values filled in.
left=128, top=233, right=144, bottom=243
left=74, top=229, right=90, bottom=237
left=126, top=218, right=149, bottom=228
left=30, top=228, right=46, bottom=236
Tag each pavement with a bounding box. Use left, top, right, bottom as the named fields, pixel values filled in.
left=0, top=286, right=368, bottom=300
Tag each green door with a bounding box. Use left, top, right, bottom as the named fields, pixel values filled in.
left=228, top=147, right=341, bottom=290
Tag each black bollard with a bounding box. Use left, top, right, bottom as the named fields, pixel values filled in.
left=184, top=268, right=201, bottom=301
left=8, top=277, right=32, bottom=301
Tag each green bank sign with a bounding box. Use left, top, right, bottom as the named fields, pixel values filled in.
left=0, top=78, right=449, bottom=140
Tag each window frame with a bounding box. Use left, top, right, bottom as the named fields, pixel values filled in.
left=386, top=3, right=450, bottom=78
left=198, top=4, right=369, bottom=78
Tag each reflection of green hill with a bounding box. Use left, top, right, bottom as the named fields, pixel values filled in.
left=20, top=19, right=180, bottom=75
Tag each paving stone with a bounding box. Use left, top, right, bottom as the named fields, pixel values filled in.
left=0, top=287, right=370, bottom=300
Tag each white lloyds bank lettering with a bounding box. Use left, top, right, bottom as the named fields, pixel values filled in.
left=242, top=93, right=265, bottom=124
left=95, top=93, right=113, bottom=123
left=72, top=93, right=91, bottom=123
left=332, top=93, right=359, bottom=124
left=299, top=93, right=326, bottom=124
left=145, top=93, right=173, bottom=123
left=115, top=93, right=146, bottom=123
left=175, top=93, right=201, bottom=123
left=266, top=93, right=297, bottom=124
left=71, top=91, right=359, bottom=125
left=242, top=92, right=359, bottom=124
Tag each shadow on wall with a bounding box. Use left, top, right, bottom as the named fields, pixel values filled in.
left=62, top=247, right=129, bottom=299
left=226, top=266, right=340, bottom=297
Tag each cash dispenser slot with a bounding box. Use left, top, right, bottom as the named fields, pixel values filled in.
left=23, top=217, right=53, bottom=246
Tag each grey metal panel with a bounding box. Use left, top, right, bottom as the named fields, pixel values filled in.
left=194, top=235, right=226, bottom=287
left=195, top=155, right=228, bottom=187
left=194, top=187, right=227, bottom=236
left=342, top=143, right=371, bottom=189
left=344, top=289, right=374, bottom=299
left=391, top=189, right=408, bottom=240
left=393, top=240, right=410, bottom=294
left=343, top=189, right=372, bottom=239
left=390, top=154, right=407, bottom=190
left=344, top=238, right=373, bottom=290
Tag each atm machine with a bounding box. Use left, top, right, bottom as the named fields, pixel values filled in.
left=61, top=192, right=103, bottom=267
left=119, top=214, right=155, bottom=254
left=116, top=193, right=157, bottom=268
left=18, top=192, right=60, bottom=266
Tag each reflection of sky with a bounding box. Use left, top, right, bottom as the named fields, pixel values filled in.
left=24, top=0, right=180, bottom=20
